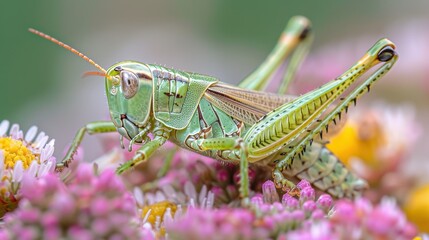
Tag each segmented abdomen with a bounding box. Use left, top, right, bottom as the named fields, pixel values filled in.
left=276, top=142, right=367, bottom=198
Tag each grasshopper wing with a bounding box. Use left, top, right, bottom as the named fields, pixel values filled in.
left=205, top=83, right=295, bottom=125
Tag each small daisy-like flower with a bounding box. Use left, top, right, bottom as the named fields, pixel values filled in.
left=134, top=181, right=215, bottom=238
left=0, top=120, right=55, bottom=217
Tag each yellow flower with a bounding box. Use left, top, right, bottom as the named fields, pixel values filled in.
left=326, top=114, right=385, bottom=169
left=327, top=105, right=419, bottom=176
left=404, top=184, right=429, bottom=233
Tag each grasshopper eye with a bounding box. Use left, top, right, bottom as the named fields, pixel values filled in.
left=120, top=71, right=139, bottom=99
left=377, top=46, right=396, bottom=62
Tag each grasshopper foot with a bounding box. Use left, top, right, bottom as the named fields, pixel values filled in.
left=116, top=161, right=136, bottom=174
left=55, top=162, right=66, bottom=172
left=272, top=168, right=296, bottom=192
left=287, top=187, right=300, bottom=197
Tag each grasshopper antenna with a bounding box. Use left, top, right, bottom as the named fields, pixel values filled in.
left=82, top=71, right=109, bottom=78
left=28, top=28, right=114, bottom=82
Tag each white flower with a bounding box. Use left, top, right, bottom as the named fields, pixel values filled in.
left=0, top=120, right=56, bottom=203
left=12, top=160, right=23, bottom=183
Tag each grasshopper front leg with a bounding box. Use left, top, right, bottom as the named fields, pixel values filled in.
left=57, top=121, right=117, bottom=172
left=116, top=122, right=170, bottom=174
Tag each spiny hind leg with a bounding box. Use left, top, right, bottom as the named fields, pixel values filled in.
left=192, top=137, right=250, bottom=203
left=57, top=121, right=117, bottom=172
left=238, top=16, right=312, bottom=93
left=271, top=142, right=330, bottom=196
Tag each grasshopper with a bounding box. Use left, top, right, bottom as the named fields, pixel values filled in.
left=30, top=16, right=397, bottom=201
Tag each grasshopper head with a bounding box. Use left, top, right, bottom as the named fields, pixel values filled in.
left=28, top=29, right=155, bottom=140
left=105, top=61, right=153, bottom=140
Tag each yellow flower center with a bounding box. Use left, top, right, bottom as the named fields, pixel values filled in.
left=141, top=200, right=177, bottom=225
left=0, top=137, right=36, bottom=169
left=141, top=201, right=177, bottom=236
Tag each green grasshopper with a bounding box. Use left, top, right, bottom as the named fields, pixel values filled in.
left=30, top=16, right=397, bottom=201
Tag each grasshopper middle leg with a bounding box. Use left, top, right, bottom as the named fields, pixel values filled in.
left=193, top=137, right=249, bottom=202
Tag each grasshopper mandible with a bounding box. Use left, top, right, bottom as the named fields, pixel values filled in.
left=30, top=16, right=397, bottom=201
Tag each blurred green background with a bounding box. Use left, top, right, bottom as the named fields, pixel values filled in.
left=1, top=1, right=428, bottom=164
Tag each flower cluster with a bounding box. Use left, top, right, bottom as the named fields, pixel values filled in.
left=326, top=198, right=417, bottom=239
left=142, top=179, right=335, bottom=239
left=137, top=178, right=417, bottom=239
left=0, top=164, right=142, bottom=240
left=0, top=114, right=421, bottom=239
left=0, top=120, right=55, bottom=217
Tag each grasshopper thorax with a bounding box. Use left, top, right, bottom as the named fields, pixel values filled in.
left=105, top=61, right=154, bottom=141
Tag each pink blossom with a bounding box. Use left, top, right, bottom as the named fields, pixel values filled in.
left=0, top=164, right=142, bottom=239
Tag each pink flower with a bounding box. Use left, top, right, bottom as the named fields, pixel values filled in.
left=166, top=208, right=269, bottom=240
left=330, top=198, right=417, bottom=239
left=0, top=164, right=142, bottom=239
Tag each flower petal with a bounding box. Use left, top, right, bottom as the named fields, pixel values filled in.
left=34, top=132, right=46, bottom=146
left=133, top=187, right=144, bottom=206
left=184, top=181, right=197, bottom=203
left=16, top=130, right=24, bottom=140
left=41, top=144, right=55, bottom=162
left=12, top=160, right=24, bottom=182
left=206, top=191, right=214, bottom=209
left=0, top=150, right=4, bottom=179
left=25, top=126, right=38, bottom=143
left=10, top=123, right=20, bottom=139
left=164, top=207, right=174, bottom=225
left=38, top=161, right=53, bottom=177
left=28, top=161, right=39, bottom=177
left=0, top=120, right=10, bottom=136
left=198, top=185, right=207, bottom=205
left=36, top=135, right=49, bottom=149
left=161, top=184, right=178, bottom=201
left=47, top=139, right=55, bottom=147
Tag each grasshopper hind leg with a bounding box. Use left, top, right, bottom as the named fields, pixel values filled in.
left=238, top=16, right=313, bottom=93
